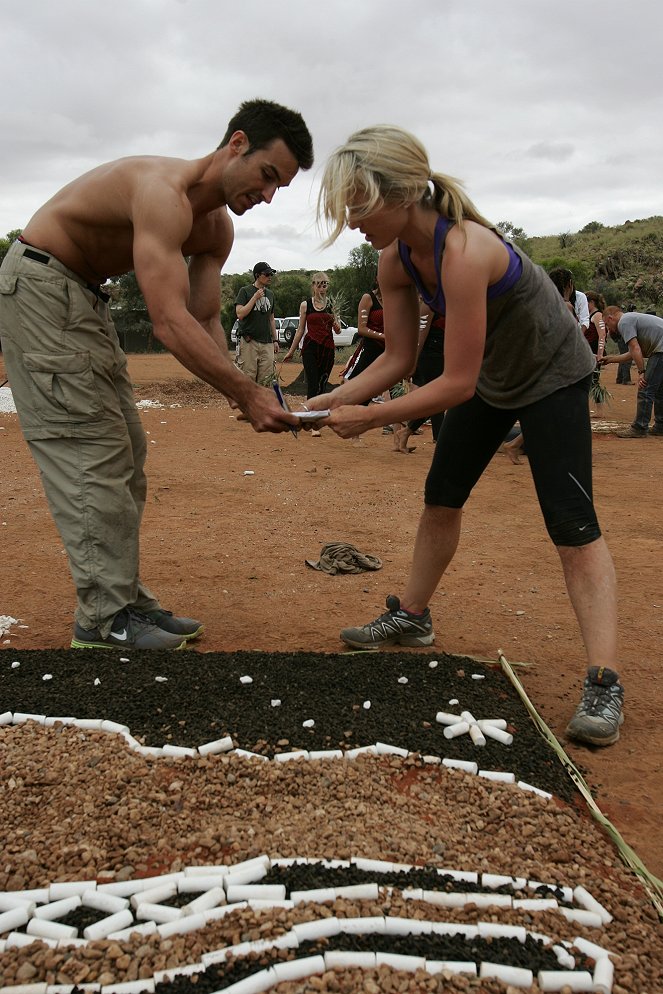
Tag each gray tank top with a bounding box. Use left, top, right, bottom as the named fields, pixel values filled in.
left=476, top=245, right=595, bottom=408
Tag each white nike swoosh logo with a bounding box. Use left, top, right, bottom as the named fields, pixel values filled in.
left=113, top=629, right=129, bottom=641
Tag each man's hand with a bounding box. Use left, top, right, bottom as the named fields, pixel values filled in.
left=240, top=383, right=300, bottom=434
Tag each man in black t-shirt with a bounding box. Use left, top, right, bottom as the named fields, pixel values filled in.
left=235, top=261, right=279, bottom=385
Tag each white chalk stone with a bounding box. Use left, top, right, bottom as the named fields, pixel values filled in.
left=513, top=897, right=558, bottom=911
left=271, top=955, right=325, bottom=983
left=130, top=882, right=177, bottom=909
left=49, top=881, right=96, bottom=900
left=337, top=915, right=385, bottom=934
left=333, top=883, right=379, bottom=901
left=43, top=715, right=75, bottom=726
left=442, top=757, right=478, bottom=774
left=161, top=744, right=196, bottom=758
left=80, top=890, right=128, bottom=915
left=478, top=769, right=516, bottom=783
left=34, top=895, right=81, bottom=920
left=538, top=970, right=594, bottom=991
left=425, top=960, right=477, bottom=976
left=559, top=907, right=604, bottom=928
left=184, top=863, right=230, bottom=877
left=518, top=781, right=553, bottom=799
left=134, top=901, right=182, bottom=924
left=6, top=929, right=54, bottom=949
left=430, top=922, right=478, bottom=939
left=198, top=736, right=234, bottom=756
left=480, top=962, right=533, bottom=988
left=0, top=905, right=31, bottom=933
left=443, top=721, right=470, bottom=739
left=106, top=920, right=158, bottom=941
left=13, top=712, right=46, bottom=725
left=226, top=884, right=285, bottom=903
left=469, top=724, right=486, bottom=746
left=101, top=720, right=130, bottom=735
left=377, top=952, right=425, bottom=971
left=223, top=866, right=268, bottom=889
left=290, top=887, right=336, bottom=905
left=0, top=894, right=36, bottom=913
left=573, top=936, right=613, bottom=961
left=293, top=916, right=341, bottom=941
left=481, top=724, right=513, bottom=745
left=157, top=912, right=207, bottom=938
left=178, top=874, right=227, bottom=893
left=83, top=909, right=134, bottom=941
left=436, top=711, right=461, bottom=725
left=345, top=744, right=378, bottom=758
left=573, top=884, right=612, bottom=924
left=74, top=718, right=103, bottom=730
left=27, top=918, right=78, bottom=940
left=478, top=922, right=526, bottom=942
left=375, top=741, right=409, bottom=756
left=593, top=955, right=615, bottom=994
left=324, top=950, right=376, bottom=969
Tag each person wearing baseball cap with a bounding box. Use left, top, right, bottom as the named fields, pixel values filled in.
left=235, top=262, right=280, bottom=385
left=253, top=262, right=277, bottom=278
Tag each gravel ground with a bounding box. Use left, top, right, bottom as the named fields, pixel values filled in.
left=1, top=650, right=661, bottom=992
left=2, top=649, right=579, bottom=800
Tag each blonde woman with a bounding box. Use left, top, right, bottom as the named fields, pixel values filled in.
left=308, top=125, right=623, bottom=748
left=283, top=273, right=340, bottom=406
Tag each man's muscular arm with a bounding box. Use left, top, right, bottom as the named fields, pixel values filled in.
left=131, top=181, right=295, bottom=432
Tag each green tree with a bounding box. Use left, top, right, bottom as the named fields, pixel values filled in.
left=0, top=229, right=23, bottom=266
left=540, top=257, right=592, bottom=290
left=495, top=221, right=531, bottom=255
left=580, top=221, right=604, bottom=234
left=329, top=242, right=379, bottom=323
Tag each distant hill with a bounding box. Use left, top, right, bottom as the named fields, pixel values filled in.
left=520, top=216, right=663, bottom=314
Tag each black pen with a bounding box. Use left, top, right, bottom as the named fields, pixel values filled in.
left=273, top=382, right=298, bottom=439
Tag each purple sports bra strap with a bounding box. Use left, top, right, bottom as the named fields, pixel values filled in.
left=398, top=216, right=455, bottom=314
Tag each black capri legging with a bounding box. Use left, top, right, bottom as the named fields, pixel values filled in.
left=424, top=375, right=600, bottom=547
left=301, top=341, right=335, bottom=399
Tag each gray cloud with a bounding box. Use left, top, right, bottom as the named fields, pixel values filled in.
left=1, top=0, right=661, bottom=270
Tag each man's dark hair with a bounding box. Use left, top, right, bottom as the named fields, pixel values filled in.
left=219, top=99, right=313, bottom=170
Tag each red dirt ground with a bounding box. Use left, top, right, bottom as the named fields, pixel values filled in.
left=1, top=353, right=661, bottom=882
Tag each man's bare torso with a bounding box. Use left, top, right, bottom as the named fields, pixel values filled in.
left=21, top=155, right=231, bottom=283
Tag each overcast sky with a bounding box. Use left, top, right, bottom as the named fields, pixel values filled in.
left=1, top=0, right=661, bottom=276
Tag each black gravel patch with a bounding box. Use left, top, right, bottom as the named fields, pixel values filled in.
left=260, top=865, right=570, bottom=902
left=1, top=648, right=579, bottom=801
left=156, top=934, right=590, bottom=994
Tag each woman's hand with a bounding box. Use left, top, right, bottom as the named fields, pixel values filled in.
left=282, top=349, right=294, bottom=363
left=321, top=404, right=375, bottom=439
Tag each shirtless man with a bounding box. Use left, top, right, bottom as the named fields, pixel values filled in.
left=0, top=98, right=312, bottom=651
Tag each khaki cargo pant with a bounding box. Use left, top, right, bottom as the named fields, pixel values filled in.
left=0, top=241, right=159, bottom=635
left=234, top=335, right=276, bottom=386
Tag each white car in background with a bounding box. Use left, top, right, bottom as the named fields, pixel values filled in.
left=232, top=317, right=359, bottom=348
left=334, top=320, right=360, bottom=348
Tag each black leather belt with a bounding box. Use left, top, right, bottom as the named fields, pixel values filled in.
left=21, top=245, right=110, bottom=302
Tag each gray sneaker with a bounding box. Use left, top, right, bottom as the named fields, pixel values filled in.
left=616, top=426, right=648, bottom=438
left=565, top=666, right=624, bottom=746
left=146, top=609, right=204, bottom=642
left=340, top=595, right=435, bottom=649
left=71, top=608, right=186, bottom=650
